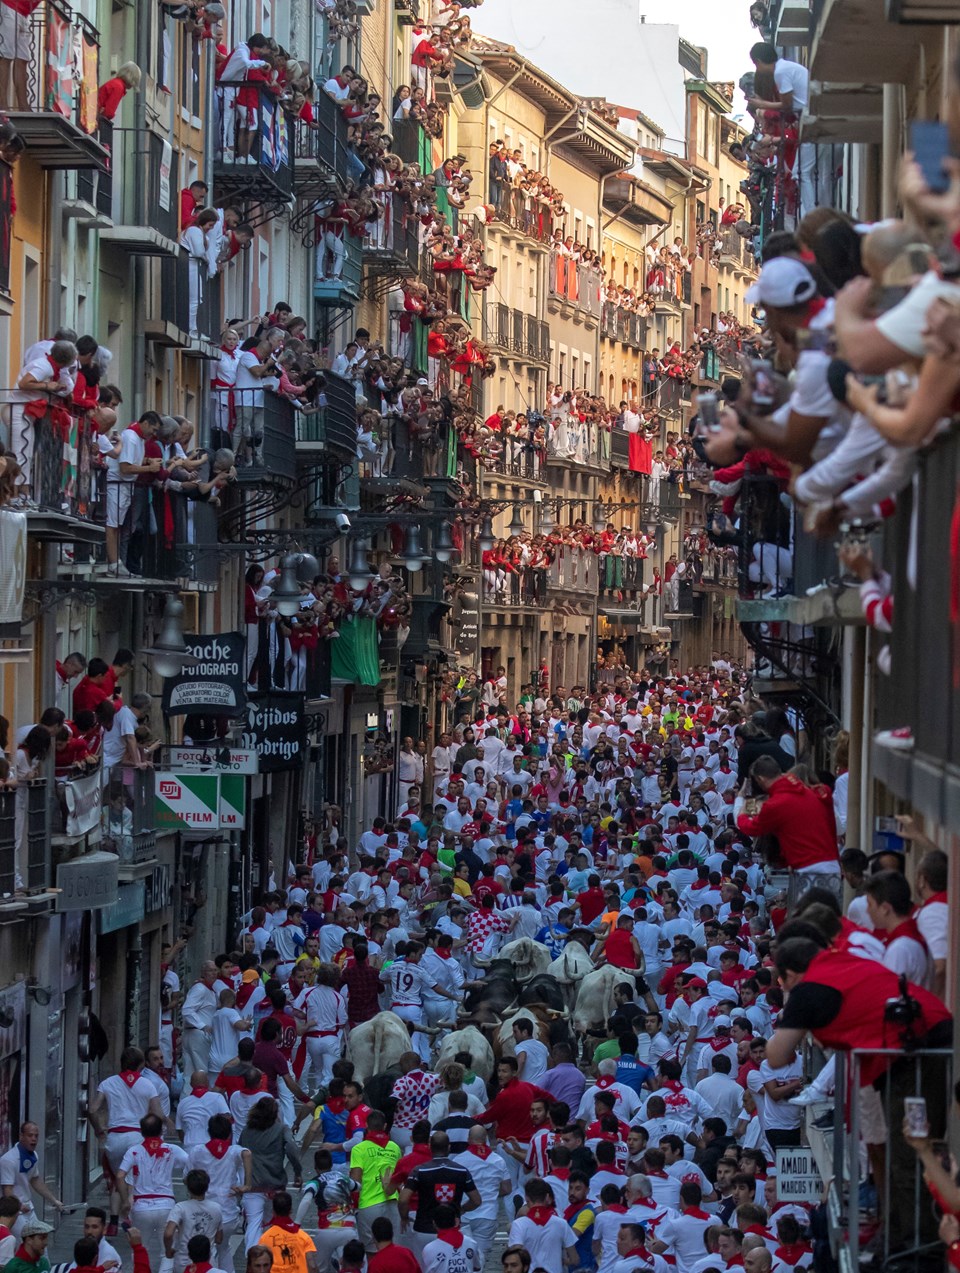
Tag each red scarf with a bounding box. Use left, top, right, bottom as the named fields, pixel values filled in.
left=526, top=1205, right=556, bottom=1226
left=142, top=1137, right=167, bottom=1158
left=467, top=1144, right=492, bottom=1160
left=325, top=1096, right=346, bottom=1114
left=13, top=1246, right=44, bottom=1266
left=435, top=1228, right=464, bottom=1249
left=267, top=1216, right=300, bottom=1233
left=364, top=1130, right=391, bottom=1147
left=921, top=892, right=947, bottom=907
left=683, top=1207, right=712, bottom=1220
left=186, top=1263, right=213, bottom=1273
left=191, top=1086, right=209, bottom=1098
left=435, top=947, right=452, bottom=959
left=621, top=1248, right=652, bottom=1266
left=706, top=1036, right=732, bottom=1052
left=119, top=1070, right=141, bottom=1088
left=774, top=1243, right=812, bottom=1265
left=206, top=1139, right=232, bottom=1160
left=603, top=1202, right=627, bottom=1213
left=595, top=1076, right=617, bottom=1090
left=881, top=916, right=927, bottom=951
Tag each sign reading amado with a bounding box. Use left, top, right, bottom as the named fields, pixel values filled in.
left=161, top=632, right=246, bottom=716
left=240, top=693, right=307, bottom=772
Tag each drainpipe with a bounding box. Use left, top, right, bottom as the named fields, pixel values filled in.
left=131, top=2, right=151, bottom=421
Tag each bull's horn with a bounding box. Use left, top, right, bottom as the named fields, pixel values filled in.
left=472, top=957, right=491, bottom=968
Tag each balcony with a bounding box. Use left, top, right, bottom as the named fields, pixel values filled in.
left=547, top=252, right=602, bottom=324
left=232, top=389, right=298, bottom=485
left=315, top=233, right=362, bottom=306
left=146, top=250, right=191, bottom=346
left=546, top=419, right=609, bottom=470
left=483, top=567, right=548, bottom=609
left=102, top=766, right=156, bottom=872
left=483, top=432, right=546, bottom=484
left=488, top=186, right=555, bottom=246
left=247, top=619, right=333, bottom=699
left=363, top=193, right=420, bottom=277
left=394, top=0, right=422, bottom=24
left=717, top=226, right=748, bottom=273
left=5, top=0, right=108, bottom=171
left=600, top=554, right=645, bottom=594
left=482, top=303, right=550, bottom=364
left=601, top=302, right=649, bottom=351
left=293, top=94, right=350, bottom=198
left=213, top=81, right=294, bottom=203
left=0, top=788, right=15, bottom=899
left=547, top=548, right=598, bottom=594
left=99, top=128, right=181, bottom=257
left=295, top=371, right=357, bottom=463
left=392, top=120, right=428, bottom=168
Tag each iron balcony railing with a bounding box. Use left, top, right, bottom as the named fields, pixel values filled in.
left=95, top=126, right=181, bottom=242
left=213, top=81, right=294, bottom=201
left=546, top=418, right=609, bottom=468
left=483, top=304, right=551, bottom=363
left=547, top=251, right=602, bottom=318
left=102, top=766, right=156, bottom=865
left=229, top=388, right=298, bottom=484
left=599, top=555, right=645, bottom=593
left=483, top=432, right=546, bottom=483
left=293, top=92, right=351, bottom=194
left=6, top=0, right=108, bottom=170
left=488, top=184, right=557, bottom=243
left=246, top=616, right=333, bottom=698
left=547, top=548, right=598, bottom=593
left=363, top=192, right=420, bottom=276
left=295, top=370, right=357, bottom=462
left=0, top=787, right=15, bottom=898
left=601, top=302, right=649, bottom=350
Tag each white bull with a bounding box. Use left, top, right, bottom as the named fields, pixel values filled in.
left=548, top=944, right=595, bottom=1011
left=347, top=1011, right=412, bottom=1082
left=572, top=965, right=637, bottom=1033
left=496, top=937, right=551, bottom=982
left=436, top=1025, right=495, bottom=1080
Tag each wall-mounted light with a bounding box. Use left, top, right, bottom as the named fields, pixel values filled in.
left=271, top=554, right=303, bottom=617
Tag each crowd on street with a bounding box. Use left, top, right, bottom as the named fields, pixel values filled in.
left=25, top=656, right=944, bottom=1273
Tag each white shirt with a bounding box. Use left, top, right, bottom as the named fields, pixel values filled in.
left=0, top=1145, right=38, bottom=1207
left=182, top=980, right=219, bottom=1031
left=756, top=1056, right=803, bottom=1131
left=695, top=1072, right=745, bottom=1134
left=210, top=1007, right=244, bottom=1071
left=187, top=1141, right=248, bottom=1211
left=507, top=1213, right=577, bottom=1269
left=916, top=898, right=948, bottom=961
left=422, top=1233, right=482, bottom=1273
left=118, top=1140, right=188, bottom=1206
left=102, top=704, right=138, bottom=768
left=235, top=349, right=266, bottom=406
left=107, top=425, right=146, bottom=484
left=655, top=1208, right=716, bottom=1273
left=773, top=57, right=809, bottom=109
left=98, top=1072, right=157, bottom=1132
left=515, top=1038, right=549, bottom=1085
left=175, top=1089, right=231, bottom=1148
left=453, top=1148, right=509, bottom=1220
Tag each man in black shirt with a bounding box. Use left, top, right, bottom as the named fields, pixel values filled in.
left=398, top=1131, right=482, bottom=1264
left=434, top=1091, right=474, bottom=1154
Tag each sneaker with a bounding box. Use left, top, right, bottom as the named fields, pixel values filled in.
left=789, top=1088, right=826, bottom=1106
left=875, top=727, right=914, bottom=750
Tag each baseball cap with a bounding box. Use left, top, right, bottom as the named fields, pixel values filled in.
left=686, top=976, right=708, bottom=990
left=745, top=256, right=817, bottom=308
left=714, top=1014, right=732, bottom=1029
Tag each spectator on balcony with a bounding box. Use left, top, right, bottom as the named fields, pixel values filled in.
left=211, top=327, right=241, bottom=450
left=220, top=31, right=272, bottom=139
left=101, top=411, right=163, bottom=576
left=103, top=692, right=152, bottom=773
left=56, top=653, right=87, bottom=714
left=322, top=64, right=356, bottom=103
left=747, top=44, right=812, bottom=214
left=8, top=338, right=76, bottom=508
left=13, top=725, right=50, bottom=888
left=97, top=62, right=141, bottom=124
left=180, top=179, right=209, bottom=230
left=73, top=658, right=118, bottom=716
left=234, top=334, right=282, bottom=467
left=181, top=208, right=220, bottom=337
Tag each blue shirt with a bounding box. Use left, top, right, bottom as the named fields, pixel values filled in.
left=616, top=1055, right=655, bottom=1096
left=535, top=923, right=570, bottom=960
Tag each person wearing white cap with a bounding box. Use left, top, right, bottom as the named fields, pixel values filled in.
left=694, top=1016, right=738, bottom=1081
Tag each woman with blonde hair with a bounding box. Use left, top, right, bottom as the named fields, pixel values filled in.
left=97, top=61, right=141, bottom=121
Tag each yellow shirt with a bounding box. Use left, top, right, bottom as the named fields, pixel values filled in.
left=452, top=878, right=472, bottom=898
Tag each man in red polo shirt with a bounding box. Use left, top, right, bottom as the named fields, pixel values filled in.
left=476, top=1057, right=549, bottom=1203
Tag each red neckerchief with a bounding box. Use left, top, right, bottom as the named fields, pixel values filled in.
left=267, top=1216, right=300, bottom=1233
left=644, top=1168, right=668, bottom=1178
left=435, top=1228, right=464, bottom=1249
left=806, top=296, right=827, bottom=320
left=128, top=423, right=145, bottom=438
left=595, top=1076, right=617, bottom=1090
left=564, top=1201, right=592, bottom=1221
left=325, top=1096, right=346, bottom=1113
left=603, top=1202, right=627, bottom=1213
left=435, top=948, right=452, bottom=959
left=551, top=1167, right=571, bottom=1181
left=920, top=892, right=948, bottom=907
left=467, top=1144, right=492, bottom=1160
left=683, top=1207, right=712, bottom=1219
left=119, top=1070, right=141, bottom=1088
left=526, top=1205, right=556, bottom=1226
left=622, top=1248, right=653, bottom=1266
left=774, top=1243, right=812, bottom=1264
left=191, top=1086, right=209, bottom=1098
left=14, top=1247, right=45, bottom=1267
left=364, top=1129, right=390, bottom=1147
left=46, top=354, right=64, bottom=378
left=882, top=917, right=928, bottom=951
left=142, top=1137, right=167, bottom=1158
left=206, top=1138, right=232, bottom=1160
left=744, top=1223, right=776, bottom=1241
left=706, top=1036, right=732, bottom=1052
left=186, top=1263, right=213, bottom=1273
left=631, top=1197, right=659, bottom=1211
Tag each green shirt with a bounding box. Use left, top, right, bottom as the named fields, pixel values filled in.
left=592, top=1039, right=621, bottom=1063
left=350, top=1137, right=401, bottom=1208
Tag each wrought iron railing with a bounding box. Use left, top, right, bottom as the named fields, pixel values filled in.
left=213, top=81, right=294, bottom=200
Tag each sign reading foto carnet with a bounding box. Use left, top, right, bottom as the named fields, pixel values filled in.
left=155, top=773, right=221, bottom=831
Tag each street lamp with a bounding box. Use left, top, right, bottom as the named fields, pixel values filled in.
left=294, top=552, right=320, bottom=583
left=143, top=597, right=193, bottom=679
left=348, top=539, right=373, bottom=590
left=434, top=521, right=455, bottom=563
left=403, top=525, right=426, bottom=572
left=478, top=516, right=495, bottom=552
left=272, top=553, right=303, bottom=617
left=508, top=507, right=525, bottom=537
left=540, top=501, right=556, bottom=535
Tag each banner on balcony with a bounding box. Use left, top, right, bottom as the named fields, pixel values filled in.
left=240, top=693, right=307, bottom=772
left=46, top=8, right=74, bottom=119
left=0, top=511, right=26, bottom=625
left=155, top=772, right=221, bottom=831
left=78, top=31, right=98, bottom=135
left=64, top=771, right=102, bottom=837
left=261, top=98, right=276, bottom=170
left=161, top=632, right=247, bottom=716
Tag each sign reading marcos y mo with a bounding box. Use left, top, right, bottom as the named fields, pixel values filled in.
left=161, top=632, right=246, bottom=716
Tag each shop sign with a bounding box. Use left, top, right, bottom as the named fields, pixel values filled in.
left=455, top=591, right=479, bottom=662
left=775, top=1147, right=821, bottom=1202
left=239, top=694, right=307, bottom=772
left=56, top=851, right=119, bottom=912
left=218, top=774, right=246, bottom=829
left=155, top=773, right=221, bottom=830
left=144, top=863, right=172, bottom=914
left=98, top=881, right=146, bottom=934
left=161, top=633, right=247, bottom=716
left=168, top=746, right=259, bottom=774
left=63, top=771, right=102, bottom=837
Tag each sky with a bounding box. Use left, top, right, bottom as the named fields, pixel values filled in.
left=471, top=0, right=757, bottom=121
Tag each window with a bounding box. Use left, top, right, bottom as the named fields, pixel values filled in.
left=20, top=251, right=41, bottom=357
left=583, top=355, right=591, bottom=392
left=585, top=218, right=596, bottom=251
left=574, top=212, right=583, bottom=245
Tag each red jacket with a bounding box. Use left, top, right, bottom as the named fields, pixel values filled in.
left=478, top=1079, right=550, bottom=1141
left=736, top=774, right=838, bottom=870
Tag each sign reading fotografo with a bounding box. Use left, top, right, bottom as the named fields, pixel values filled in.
left=161, top=632, right=246, bottom=716
left=239, top=693, right=307, bottom=772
